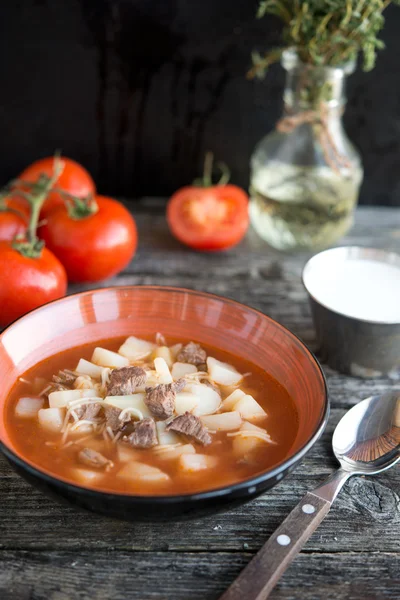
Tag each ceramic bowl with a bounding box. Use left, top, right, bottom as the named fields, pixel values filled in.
left=0, top=286, right=328, bottom=520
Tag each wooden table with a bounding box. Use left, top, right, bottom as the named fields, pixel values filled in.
left=1, top=203, right=399, bottom=600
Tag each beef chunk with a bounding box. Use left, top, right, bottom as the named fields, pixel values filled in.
left=145, top=379, right=186, bottom=419
left=123, top=418, right=158, bottom=449
left=173, top=378, right=186, bottom=393
left=145, top=384, right=175, bottom=419
left=53, top=369, right=77, bottom=386
left=74, top=402, right=103, bottom=421
left=107, top=366, right=147, bottom=396
left=166, top=412, right=211, bottom=446
left=104, top=405, right=131, bottom=433
left=78, top=448, right=112, bottom=469
left=176, top=342, right=207, bottom=366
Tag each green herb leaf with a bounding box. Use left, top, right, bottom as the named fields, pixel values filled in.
left=250, top=0, right=397, bottom=78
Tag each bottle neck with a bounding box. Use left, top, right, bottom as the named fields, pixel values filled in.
left=281, top=49, right=352, bottom=117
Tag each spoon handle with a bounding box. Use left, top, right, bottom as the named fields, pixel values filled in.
left=219, top=469, right=351, bottom=600
left=219, top=492, right=330, bottom=600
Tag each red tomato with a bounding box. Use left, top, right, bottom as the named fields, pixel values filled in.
left=167, top=185, right=249, bottom=251
left=17, top=156, right=96, bottom=217
left=39, top=195, right=138, bottom=283
left=0, top=196, right=30, bottom=241
left=0, top=241, right=67, bottom=327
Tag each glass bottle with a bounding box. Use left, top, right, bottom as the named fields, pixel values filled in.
left=249, top=49, right=363, bottom=251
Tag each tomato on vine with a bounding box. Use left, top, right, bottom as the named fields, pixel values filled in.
left=0, top=194, right=29, bottom=241
left=0, top=161, right=67, bottom=328
left=39, top=194, right=138, bottom=283
left=17, top=155, right=96, bottom=217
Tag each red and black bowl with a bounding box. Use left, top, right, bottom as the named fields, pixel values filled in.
left=0, top=286, right=329, bottom=521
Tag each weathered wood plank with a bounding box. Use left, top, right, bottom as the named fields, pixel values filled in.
left=1, top=408, right=398, bottom=552
left=0, top=550, right=399, bottom=600
left=71, top=207, right=400, bottom=283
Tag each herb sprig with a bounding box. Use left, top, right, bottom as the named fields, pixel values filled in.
left=250, top=0, right=400, bottom=79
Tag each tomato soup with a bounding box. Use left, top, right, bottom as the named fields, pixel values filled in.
left=5, top=335, right=299, bottom=495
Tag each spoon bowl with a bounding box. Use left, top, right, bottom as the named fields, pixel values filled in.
left=333, top=391, right=400, bottom=474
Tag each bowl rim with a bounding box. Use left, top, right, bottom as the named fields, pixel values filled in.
left=0, top=284, right=330, bottom=503
left=302, top=245, right=400, bottom=326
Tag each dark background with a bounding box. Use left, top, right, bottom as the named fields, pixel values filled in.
left=1, top=0, right=400, bottom=206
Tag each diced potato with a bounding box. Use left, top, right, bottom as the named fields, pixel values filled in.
left=92, top=347, right=129, bottom=368
left=201, top=411, right=242, bottom=431
left=71, top=468, right=105, bottom=486
left=234, top=395, right=266, bottom=420
left=221, top=389, right=246, bottom=411
left=186, top=384, right=221, bottom=416
left=147, top=373, right=160, bottom=386
left=240, top=421, right=267, bottom=434
left=104, top=393, right=152, bottom=418
left=117, top=462, right=170, bottom=483
left=75, top=358, right=104, bottom=379
left=15, top=397, right=44, bottom=418
left=38, top=407, right=66, bottom=432
left=49, top=389, right=81, bottom=408
left=48, top=389, right=98, bottom=409
left=156, top=421, right=181, bottom=445
left=174, top=392, right=199, bottom=415
left=156, top=444, right=196, bottom=461
left=153, top=346, right=173, bottom=368
left=179, top=454, right=218, bottom=473
left=232, top=435, right=263, bottom=457
left=154, top=357, right=173, bottom=384
left=171, top=362, right=197, bottom=380
left=207, top=357, right=242, bottom=386
left=117, top=444, right=142, bottom=463
left=118, top=336, right=156, bottom=361
left=169, top=343, right=183, bottom=360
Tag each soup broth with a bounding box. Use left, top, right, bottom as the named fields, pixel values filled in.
left=6, top=336, right=299, bottom=495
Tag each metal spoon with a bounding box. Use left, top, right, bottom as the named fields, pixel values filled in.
left=220, top=390, right=400, bottom=600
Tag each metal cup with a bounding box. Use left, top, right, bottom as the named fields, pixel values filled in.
left=302, top=246, right=400, bottom=378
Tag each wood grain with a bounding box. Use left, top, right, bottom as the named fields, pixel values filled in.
left=219, top=492, right=332, bottom=600
left=1, top=204, right=399, bottom=599
left=0, top=551, right=398, bottom=600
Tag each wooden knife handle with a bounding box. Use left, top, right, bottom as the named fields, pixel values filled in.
left=219, top=492, right=331, bottom=600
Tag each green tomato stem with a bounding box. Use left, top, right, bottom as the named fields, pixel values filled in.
left=11, top=157, right=64, bottom=258
left=57, top=191, right=98, bottom=220
left=0, top=190, right=28, bottom=224
left=216, top=161, right=231, bottom=186
left=192, top=151, right=231, bottom=188
left=203, top=151, right=214, bottom=187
